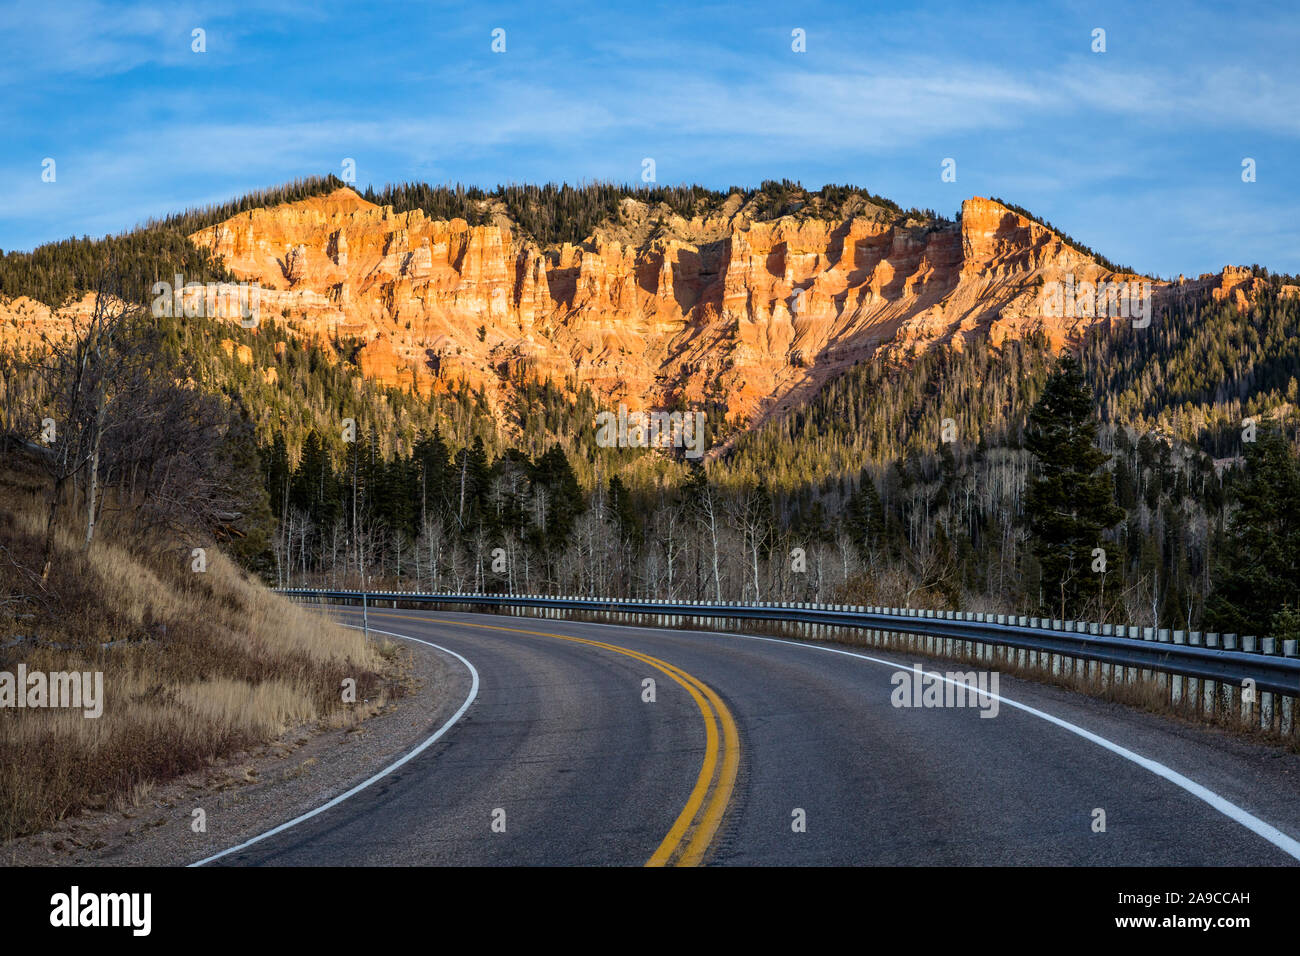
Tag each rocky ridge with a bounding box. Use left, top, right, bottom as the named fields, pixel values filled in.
left=2, top=186, right=1281, bottom=436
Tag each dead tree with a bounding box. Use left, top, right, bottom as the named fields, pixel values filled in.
left=22, top=276, right=143, bottom=576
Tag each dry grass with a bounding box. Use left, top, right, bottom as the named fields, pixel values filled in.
left=0, top=456, right=403, bottom=841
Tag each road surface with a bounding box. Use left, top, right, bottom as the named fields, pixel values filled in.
left=200, top=607, right=1300, bottom=866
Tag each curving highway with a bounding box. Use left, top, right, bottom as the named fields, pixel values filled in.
left=197, top=608, right=1300, bottom=866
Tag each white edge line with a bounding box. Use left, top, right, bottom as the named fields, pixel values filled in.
left=511, top=613, right=1300, bottom=862
left=189, top=624, right=478, bottom=866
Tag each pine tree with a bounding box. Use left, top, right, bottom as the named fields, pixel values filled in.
left=531, top=445, right=583, bottom=545
left=1024, top=355, right=1125, bottom=618
left=845, top=469, right=885, bottom=557
left=413, top=428, right=451, bottom=525
left=608, top=475, right=643, bottom=549
left=1203, top=428, right=1300, bottom=635
left=265, top=433, right=292, bottom=525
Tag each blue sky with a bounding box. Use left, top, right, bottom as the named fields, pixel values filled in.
left=2, top=0, right=1298, bottom=278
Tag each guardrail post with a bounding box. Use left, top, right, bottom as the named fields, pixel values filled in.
left=1045, top=621, right=1055, bottom=681
left=1173, top=630, right=1190, bottom=705
left=1149, top=628, right=1166, bottom=692
left=1048, top=620, right=1060, bottom=679
left=1199, top=631, right=1216, bottom=717
left=1133, top=624, right=1154, bottom=691
left=1070, top=620, right=1083, bottom=681
left=1100, top=624, right=1113, bottom=687
left=1283, top=641, right=1297, bottom=735
left=1261, top=637, right=1277, bottom=732
left=1189, top=632, right=1207, bottom=713
left=1157, top=630, right=1174, bottom=700
left=1085, top=621, right=1099, bottom=683
left=1213, top=634, right=1232, bottom=716
left=1239, top=636, right=1255, bottom=727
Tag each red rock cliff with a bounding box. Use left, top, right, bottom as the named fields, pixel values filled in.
left=9, top=186, right=1273, bottom=437
left=182, top=188, right=1177, bottom=429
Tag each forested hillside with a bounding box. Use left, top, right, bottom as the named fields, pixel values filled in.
left=0, top=176, right=346, bottom=308
left=3, top=179, right=1298, bottom=644
left=250, top=279, right=1300, bottom=642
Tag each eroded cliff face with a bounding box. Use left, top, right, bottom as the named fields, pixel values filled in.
left=176, top=188, right=1147, bottom=424
left=3, top=186, right=1280, bottom=436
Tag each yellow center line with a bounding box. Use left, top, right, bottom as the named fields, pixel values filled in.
left=673, top=664, right=741, bottom=867
left=353, top=608, right=739, bottom=867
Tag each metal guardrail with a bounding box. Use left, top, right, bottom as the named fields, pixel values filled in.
left=280, top=588, right=1300, bottom=699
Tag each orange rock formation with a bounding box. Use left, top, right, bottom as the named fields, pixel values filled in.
left=4, top=186, right=1285, bottom=436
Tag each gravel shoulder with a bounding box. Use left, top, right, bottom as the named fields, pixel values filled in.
left=3, top=628, right=468, bottom=866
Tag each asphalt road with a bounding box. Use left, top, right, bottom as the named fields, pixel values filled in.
left=202, top=607, right=1300, bottom=866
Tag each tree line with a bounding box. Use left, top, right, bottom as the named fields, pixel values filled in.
left=2, top=174, right=965, bottom=311
left=4, top=179, right=1299, bottom=641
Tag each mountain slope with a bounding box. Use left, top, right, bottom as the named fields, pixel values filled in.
left=2, top=180, right=1284, bottom=455
left=181, top=187, right=1174, bottom=430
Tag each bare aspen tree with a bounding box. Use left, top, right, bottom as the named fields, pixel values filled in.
left=22, top=276, right=143, bottom=576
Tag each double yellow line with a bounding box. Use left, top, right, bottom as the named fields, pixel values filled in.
left=364, top=610, right=740, bottom=867
left=640, top=646, right=740, bottom=867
